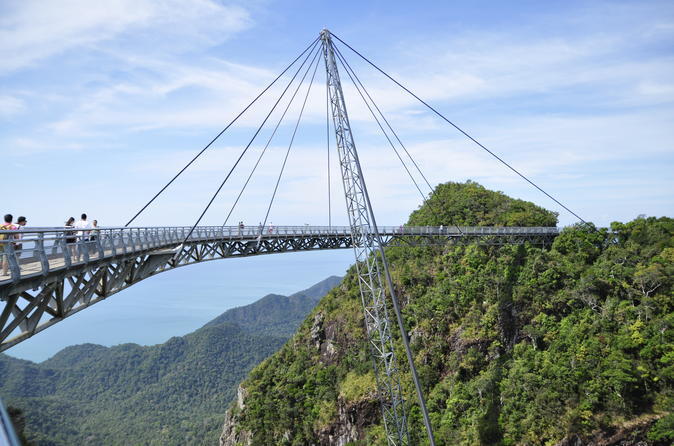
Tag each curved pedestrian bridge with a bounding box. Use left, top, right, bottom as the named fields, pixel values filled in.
left=0, top=225, right=558, bottom=351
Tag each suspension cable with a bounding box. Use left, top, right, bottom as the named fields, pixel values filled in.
left=332, top=32, right=588, bottom=224
left=223, top=49, right=323, bottom=226
left=335, top=47, right=452, bottom=220
left=333, top=52, right=428, bottom=212
left=125, top=36, right=320, bottom=227
left=175, top=43, right=321, bottom=251
left=333, top=46, right=462, bottom=233
left=261, top=50, right=322, bottom=232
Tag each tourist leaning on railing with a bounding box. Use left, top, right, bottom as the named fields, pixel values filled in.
left=0, top=214, right=19, bottom=276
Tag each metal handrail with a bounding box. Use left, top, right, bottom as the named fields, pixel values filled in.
left=0, top=225, right=559, bottom=284
left=0, top=225, right=559, bottom=235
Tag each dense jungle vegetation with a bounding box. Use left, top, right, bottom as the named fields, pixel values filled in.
left=226, top=181, right=673, bottom=445
left=0, top=276, right=341, bottom=445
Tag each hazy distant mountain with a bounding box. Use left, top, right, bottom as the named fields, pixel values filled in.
left=204, top=275, right=343, bottom=337
left=0, top=275, right=343, bottom=446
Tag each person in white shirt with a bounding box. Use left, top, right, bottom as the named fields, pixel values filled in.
left=75, top=213, right=92, bottom=236
left=74, top=213, right=93, bottom=261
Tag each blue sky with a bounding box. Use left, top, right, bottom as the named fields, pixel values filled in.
left=2, top=0, right=673, bottom=360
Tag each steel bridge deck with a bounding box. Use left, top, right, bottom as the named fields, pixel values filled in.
left=0, top=225, right=558, bottom=351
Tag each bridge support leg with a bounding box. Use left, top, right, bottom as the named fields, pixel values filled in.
left=321, top=29, right=435, bottom=446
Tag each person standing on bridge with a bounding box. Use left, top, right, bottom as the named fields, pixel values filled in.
left=0, top=214, right=19, bottom=276
left=74, top=214, right=92, bottom=238
left=89, top=220, right=99, bottom=242
left=64, top=217, right=77, bottom=260
left=74, top=213, right=92, bottom=261
left=14, top=216, right=27, bottom=254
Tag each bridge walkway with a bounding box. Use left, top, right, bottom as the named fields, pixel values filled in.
left=0, top=225, right=558, bottom=285
left=0, top=225, right=558, bottom=351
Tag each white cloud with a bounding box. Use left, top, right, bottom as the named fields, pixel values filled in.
left=2, top=1, right=672, bottom=229
left=0, top=0, right=251, bottom=74
left=11, top=3, right=670, bottom=144
left=637, top=81, right=674, bottom=100
left=7, top=136, right=92, bottom=154
left=0, top=94, right=25, bottom=117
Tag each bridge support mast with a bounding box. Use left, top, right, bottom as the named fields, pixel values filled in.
left=321, top=29, right=434, bottom=445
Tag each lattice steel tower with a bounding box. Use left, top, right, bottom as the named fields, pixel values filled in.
left=321, top=29, right=434, bottom=446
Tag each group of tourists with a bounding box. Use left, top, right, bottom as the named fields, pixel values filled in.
left=0, top=213, right=101, bottom=276
left=64, top=214, right=99, bottom=261
left=238, top=221, right=277, bottom=236
left=256, top=222, right=276, bottom=235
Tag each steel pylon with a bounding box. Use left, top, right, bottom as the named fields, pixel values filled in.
left=321, top=29, right=411, bottom=446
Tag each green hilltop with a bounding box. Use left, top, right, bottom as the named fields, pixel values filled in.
left=222, top=181, right=673, bottom=445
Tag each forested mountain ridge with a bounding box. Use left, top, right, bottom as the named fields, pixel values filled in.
left=220, top=181, right=673, bottom=445
left=0, top=275, right=342, bottom=445
left=204, top=276, right=343, bottom=337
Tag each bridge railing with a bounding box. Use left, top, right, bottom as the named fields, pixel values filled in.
left=0, top=225, right=559, bottom=284
left=0, top=226, right=332, bottom=283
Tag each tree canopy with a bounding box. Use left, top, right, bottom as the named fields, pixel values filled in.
left=227, top=182, right=673, bottom=445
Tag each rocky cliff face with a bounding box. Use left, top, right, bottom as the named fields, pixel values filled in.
left=220, top=386, right=252, bottom=446
left=315, top=395, right=379, bottom=445
left=554, top=414, right=664, bottom=446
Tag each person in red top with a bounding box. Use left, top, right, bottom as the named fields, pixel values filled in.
left=0, top=214, right=19, bottom=276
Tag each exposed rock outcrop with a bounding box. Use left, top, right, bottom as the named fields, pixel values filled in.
left=316, top=395, right=379, bottom=446
left=553, top=414, right=663, bottom=446
left=219, top=385, right=252, bottom=446
left=310, top=310, right=342, bottom=364
left=311, top=311, right=325, bottom=349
